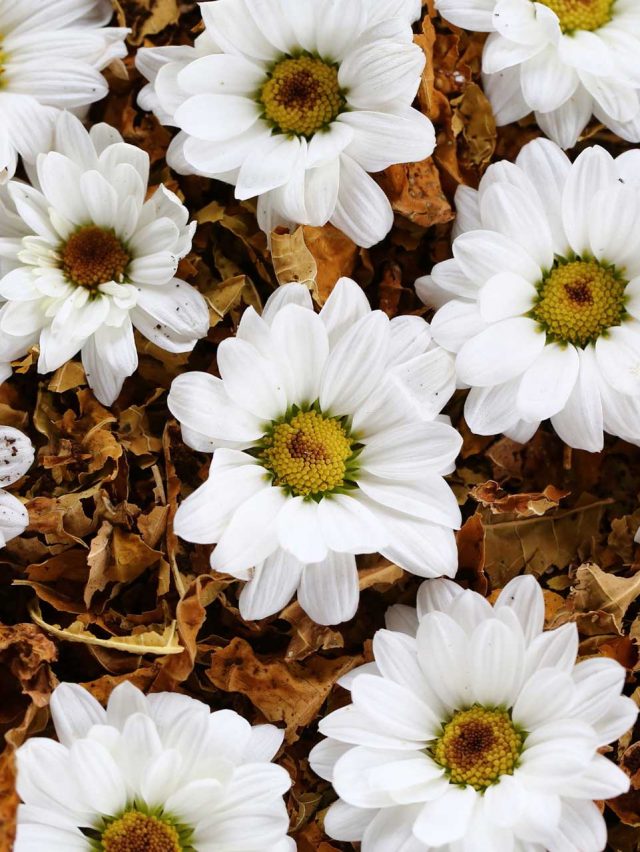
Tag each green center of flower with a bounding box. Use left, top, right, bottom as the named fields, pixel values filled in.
left=432, top=706, right=524, bottom=791
left=538, top=0, right=614, bottom=32
left=260, top=55, right=345, bottom=137
left=62, top=226, right=130, bottom=289
left=100, top=811, right=182, bottom=852
left=531, top=258, right=627, bottom=346
left=259, top=408, right=356, bottom=498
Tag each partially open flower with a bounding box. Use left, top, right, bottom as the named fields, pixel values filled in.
left=15, top=681, right=294, bottom=852
left=0, top=426, right=33, bottom=547
left=0, top=111, right=209, bottom=406
left=135, top=0, right=434, bottom=248
left=435, top=0, right=640, bottom=149
left=168, top=277, right=460, bottom=625
left=0, top=0, right=128, bottom=180
left=417, top=138, right=640, bottom=451
left=311, top=575, right=637, bottom=851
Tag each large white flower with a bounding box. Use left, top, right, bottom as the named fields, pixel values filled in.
left=0, top=0, right=128, bottom=181
left=310, top=575, right=638, bottom=852
left=135, top=0, right=434, bottom=248
left=0, top=111, right=209, bottom=406
left=0, top=425, right=33, bottom=547
left=436, top=0, right=640, bottom=149
left=417, top=138, right=640, bottom=451
left=168, top=277, right=461, bottom=626
left=15, top=681, right=294, bottom=852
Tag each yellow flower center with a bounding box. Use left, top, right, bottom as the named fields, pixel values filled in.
left=260, top=55, right=345, bottom=137
left=62, top=226, right=130, bottom=290
left=433, top=707, right=524, bottom=791
left=261, top=409, right=354, bottom=497
left=101, top=811, right=182, bottom=852
left=538, top=0, right=614, bottom=32
left=532, top=259, right=627, bottom=346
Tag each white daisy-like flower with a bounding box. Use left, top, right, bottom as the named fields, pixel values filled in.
left=15, top=681, right=294, bottom=852
left=0, top=111, right=210, bottom=407
left=0, top=425, right=33, bottom=547
left=168, top=277, right=461, bottom=626
left=0, top=0, right=128, bottom=181
left=310, top=575, right=638, bottom=852
left=417, top=138, right=640, bottom=451
left=135, top=0, right=434, bottom=248
left=435, top=0, right=640, bottom=149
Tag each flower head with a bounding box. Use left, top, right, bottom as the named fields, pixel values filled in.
left=135, top=0, right=434, bottom=248
left=168, top=277, right=461, bottom=625
left=0, top=111, right=209, bottom=406
left=417, top=138, right=640, bottom=451
left=311, top=575, right=638, bottom=851
left=435, top=0, right=640, bottom=149
left=0, top=0, right=128, bottom=180
left=15, top=681, right=294, bottom=852
left=0, top=425, right=33, bottom=547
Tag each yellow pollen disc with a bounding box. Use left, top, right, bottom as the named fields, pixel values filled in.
left=532, top=259, right=626, bottom=346
left=260, top=56, right=344, bottom=137
left=261, top=409, right=353, bottom=497
left=101, top=811, right=182, bottom=852
left=62, top=226, right=130, bottom=290
left=433, top=707, right=523, bottom=791
left=538, top=0, right=614, bottom=32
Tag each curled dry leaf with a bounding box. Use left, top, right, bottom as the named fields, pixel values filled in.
left=471, top=481, right=570, bottom=517
left=28, top=600, right=183, bottom=655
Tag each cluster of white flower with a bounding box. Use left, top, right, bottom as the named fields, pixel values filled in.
left=3, top=0, right=640, bottom=851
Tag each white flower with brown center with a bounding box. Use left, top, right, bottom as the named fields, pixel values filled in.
left=135, top=0, right=434, bottom=248
left=15, top=681, right=295, bottom=852
left=436, top=0, right=640, bottom=149
left=311, top=575, right=638, bottom=851
left=0, top=425, right=33, bottom=547
left=417, top=138, right=640, bottom=451
left=0, top=0, right=128, bottom=180
left=0, top=111, right=209, bottom=406
left=168, top=277, right=461, bottom=626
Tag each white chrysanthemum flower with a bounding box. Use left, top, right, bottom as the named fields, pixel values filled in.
left=311, top=575, right=638, bottom=852
left=436, top=0, right=640, bottom=149
left=0, top=0, right=128, bottom=181
left=0, top=111, right=210, bottom=406
left=135, top=0, right=434, bottom=248
left=168, top=277, right=461, bottom=625
left=0, top=425, right=33, bottom=547
left=417, top=138, right=640, bottom=451
left=15, top=681, right=294, bottom=852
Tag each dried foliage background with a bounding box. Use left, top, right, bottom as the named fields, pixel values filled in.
left=1, top=1, right=640, bottom=850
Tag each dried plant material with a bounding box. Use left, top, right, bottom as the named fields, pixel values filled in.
left=0, top=748, right=18, bottom=851
left=28, top=601, right=183, bottom=655
left=271, top=228, right=318, bottom=286
left=471, top=481, right=570, bottom=517
left=483, top=498, right=611, bottom=587
left=379, top=159, right=454, bottom=228
left=572, top=563, right=640, bottom=632
left=206, top=637, right=362, bottom=741
left=302, top=224, right=359, bottom=303
left=113, top=0, right=181, bottom=45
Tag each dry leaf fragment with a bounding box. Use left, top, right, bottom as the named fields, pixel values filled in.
left=301, top=224, right=359, bottom=303
left=471, top=481, right=570, bottom=517
left=28, top=600, right=183, bottom=655
left=271, top=228, right=318, bottom=286
left=572, top=563, right=640, bottom=632
left=483, top=497, right=610, bottom=586
left=206, top=637, right=362, bottom=741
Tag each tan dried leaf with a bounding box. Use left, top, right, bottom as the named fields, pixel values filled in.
left=28, top=601, right=183, bottom=655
